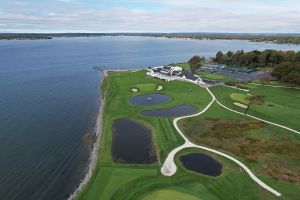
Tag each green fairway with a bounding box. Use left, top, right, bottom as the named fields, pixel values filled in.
left=135, top=83, right=157, bottom=92
left=230, top=93, right=249, bottom=104
left=79, top=167, right=158, bottom=200
left=197, top=71, right=237, bottom=82
left=210, top=85, right=300, bottom=131
left=143, top=190, right=200, bottom=200
left=77, top=70, right=300, bottom=200
left=250, top=80, right=285, bottom=86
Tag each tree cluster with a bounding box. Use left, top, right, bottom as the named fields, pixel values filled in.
left=214, top=50, right=300, bottom=68
left=272, top=62, right=300, bottom=88
left=213, top=50, right=300, bottom=87
left=188, top=55, right=206, bottom=73
left=0, top=33, right=52, bottom=40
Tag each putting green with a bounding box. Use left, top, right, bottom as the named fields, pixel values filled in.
left=143, top=190, right=200, bottom=200
left=136, top=83, right=157, bottom=92
left=230, top=93, right=249, bottom=104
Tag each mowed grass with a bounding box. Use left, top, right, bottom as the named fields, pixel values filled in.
left=251, top=80, right=286, bottom=86
left=197, top=71, right=237, bottom=82
left=77, top=70, right=289, bottom=200
left=135, top=83, right=157, bottom=92
left=230, top=93, right=249, bottom=104
left=179, top=102, right=300, bottom=199
left=210, top=85, right=300, bottom=131
left=79, top=167, right=158, bottom=200
left=143, top=190, right=200, bottom=200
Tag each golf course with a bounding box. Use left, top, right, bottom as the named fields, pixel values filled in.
left=77, top=70, right=300, bottom=200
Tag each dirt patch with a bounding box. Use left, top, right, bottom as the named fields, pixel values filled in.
left=233, top=102, right=248, bottom=109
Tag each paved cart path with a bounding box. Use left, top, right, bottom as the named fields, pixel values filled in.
left=161, top=87, right=283, bottom=197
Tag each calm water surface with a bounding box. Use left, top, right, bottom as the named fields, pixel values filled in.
left=112, top=118, right=156, bottom=164
left=0, top=36, right=299, bottom=200
left=141, top=105, right=198, bottom=117
left=129, top=93, right=171, bottom=106
left=180, top=153, right=222, bottom=176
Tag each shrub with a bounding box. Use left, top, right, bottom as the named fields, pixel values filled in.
left=237, top=84, right=249, bottom=89
left=245, top=155, right=257, bottom=162
left=224, top=81, right=236, bottom=86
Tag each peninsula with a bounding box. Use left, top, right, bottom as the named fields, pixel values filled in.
left=75, top=53, right=300, bottom=200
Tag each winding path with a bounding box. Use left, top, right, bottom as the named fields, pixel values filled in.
left=161, top=87, right=282, bottom=197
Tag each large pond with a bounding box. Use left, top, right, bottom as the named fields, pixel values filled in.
left=112, top=118, right=157, bottom=164
left=129, top=94, right=171, bottom=106
left=180, top=153, right=222, bottom=176
left=141, top=105, right=198, bottom=117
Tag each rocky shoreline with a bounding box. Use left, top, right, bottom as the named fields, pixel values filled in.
left=67, top=71, right=106, bottom=200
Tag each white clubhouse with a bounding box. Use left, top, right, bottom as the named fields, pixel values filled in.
left=147, top=66, right=205, bottom=85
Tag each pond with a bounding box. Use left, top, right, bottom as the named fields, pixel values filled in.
left=129, top=94, right=170, bottom=106
left=180, top=153, right=222, bottom=176
left=141, top=105, right=198, bottom=117
left=112, top=118, right=157, bottom=164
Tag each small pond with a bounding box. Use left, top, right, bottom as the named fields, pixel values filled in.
left=129, top=94, right=171, bottom=106
left=112, top=118, right=157, bottom=164
left=141, top=105, right=198, bottom=117
left=180, top=153, right=222, bottom=176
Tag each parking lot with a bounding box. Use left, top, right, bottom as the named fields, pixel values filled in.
left=202, top=67, right=274, bottom=82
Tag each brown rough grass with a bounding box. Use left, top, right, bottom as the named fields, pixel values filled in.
left=263, top=164, right=300, bottom=183
left=179, top=119, right=300, bottom=183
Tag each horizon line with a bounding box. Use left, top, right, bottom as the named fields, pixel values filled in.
left=1, top=32, right=300, bottom=35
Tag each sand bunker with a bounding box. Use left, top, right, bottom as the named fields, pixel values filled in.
left=131, top=88, right=138, bottom=92
left=156, top=85, right=163, bottom=91
left=234, top=102, right=248, bottom=109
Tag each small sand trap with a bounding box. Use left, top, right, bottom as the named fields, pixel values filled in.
left=131, top=88, right=138, bottom=92
left=234, top=102, right=248, bottom=109
left=156, top=85, right=163, bottom=91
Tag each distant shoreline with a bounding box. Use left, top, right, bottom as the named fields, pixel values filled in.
left=1, top=33, right=300, bottom=44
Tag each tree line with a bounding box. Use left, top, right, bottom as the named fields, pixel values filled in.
left=213, top=50, right=300, bottom=87
left=272, top=62, right=300, bottom=87
left=213, top=50, right=300, bottom=68
left=0, top=33, right=52, bottom=40
left=2, top=33, right=300, bottom=44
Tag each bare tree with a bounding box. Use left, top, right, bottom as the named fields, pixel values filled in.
left=244, top=95, right=265, bottom=115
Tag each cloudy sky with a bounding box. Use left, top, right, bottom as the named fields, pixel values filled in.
left=0, top=0, right=300, bottom=33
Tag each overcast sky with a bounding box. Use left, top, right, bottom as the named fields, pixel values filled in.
left=0, top=0, right=300, bottom=33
